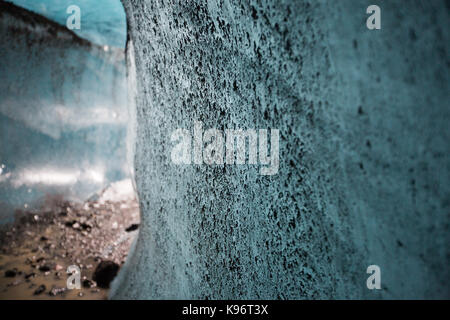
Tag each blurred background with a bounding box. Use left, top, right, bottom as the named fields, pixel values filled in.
left=0, top=0, right=140, bottom=299
left=0, top=0, right=129, bottom=223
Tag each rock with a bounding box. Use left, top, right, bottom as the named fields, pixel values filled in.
left=4, top=269, right=17, bottom=277
left=65, top=220, right=76, bottom=227
left=39, top=265, right=51, bottom=272
left=93, top=261, right=119, bottom=288
left=125, top=224, right=139, bottom=232
left=24, top=272, right=36, bottom=280
left=80, top=223, right=92, bottom=231
left=49, top=286, right=66, bottom=296
left=33, top=284, right=46, bottom=295
left=82, top=279, right=96, bottom=288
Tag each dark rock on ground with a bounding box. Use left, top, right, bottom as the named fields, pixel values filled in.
left=33, top=284, right=46, bottom=295
left=82, top=279, right=97, bottom=288
left=65, top=220, right=77, bottom=228
left=4, top=269, right=17, bottom=277
left=93, top=261, right=119, bottom=288
left=38, top=265, right=51, bottom=272
left=24, top=272, right=36, bottom=280
left=125, top=224, right=139, bottom=232
left=49, top=286, right=66, bottom=296
left=80, top=223, right=92, bottom=231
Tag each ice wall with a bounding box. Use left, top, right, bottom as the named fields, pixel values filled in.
left=0, top=1, right=128, bottom=222
left=112, top=0, right=449, bottom=299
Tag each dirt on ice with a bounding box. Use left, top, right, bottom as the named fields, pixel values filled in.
left=0, top=180, right=140, bottom=300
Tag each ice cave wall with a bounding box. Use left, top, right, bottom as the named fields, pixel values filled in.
left=113, top=0, right=449, bottom=299
left=0, top=1, right=128, bottom=222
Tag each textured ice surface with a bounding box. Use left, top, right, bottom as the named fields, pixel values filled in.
left=0, top=2, right=128, bottom=222
left=111, top=0, right=449, bottom=299
left=6, top=0, right=126, bottom=48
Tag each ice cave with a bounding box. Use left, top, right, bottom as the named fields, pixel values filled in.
left=0, top=0, right=448, bottom=300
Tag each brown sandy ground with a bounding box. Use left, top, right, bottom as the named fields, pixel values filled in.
left=0, top=191, right=139, bottom=300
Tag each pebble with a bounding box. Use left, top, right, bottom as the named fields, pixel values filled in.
left=82, top=279, right=97, bottom=288
left=39, top=265, right=51, bottom=272
left=25, top=272, right=36, bottom=279
left=49, top=286, right=66, bottom=296
left=125, top=224, right=139, bottom=232
left=33, top=284, right=46, bottom=295
left=93, top=261, right=120, bottom=288
left=4, top=269, right=17, bottom=277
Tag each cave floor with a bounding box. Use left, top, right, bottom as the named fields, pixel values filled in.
left=0, top=188, right=139, bottom=300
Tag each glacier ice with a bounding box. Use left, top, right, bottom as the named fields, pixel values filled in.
left=0, top=1, right=129, bottom=222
